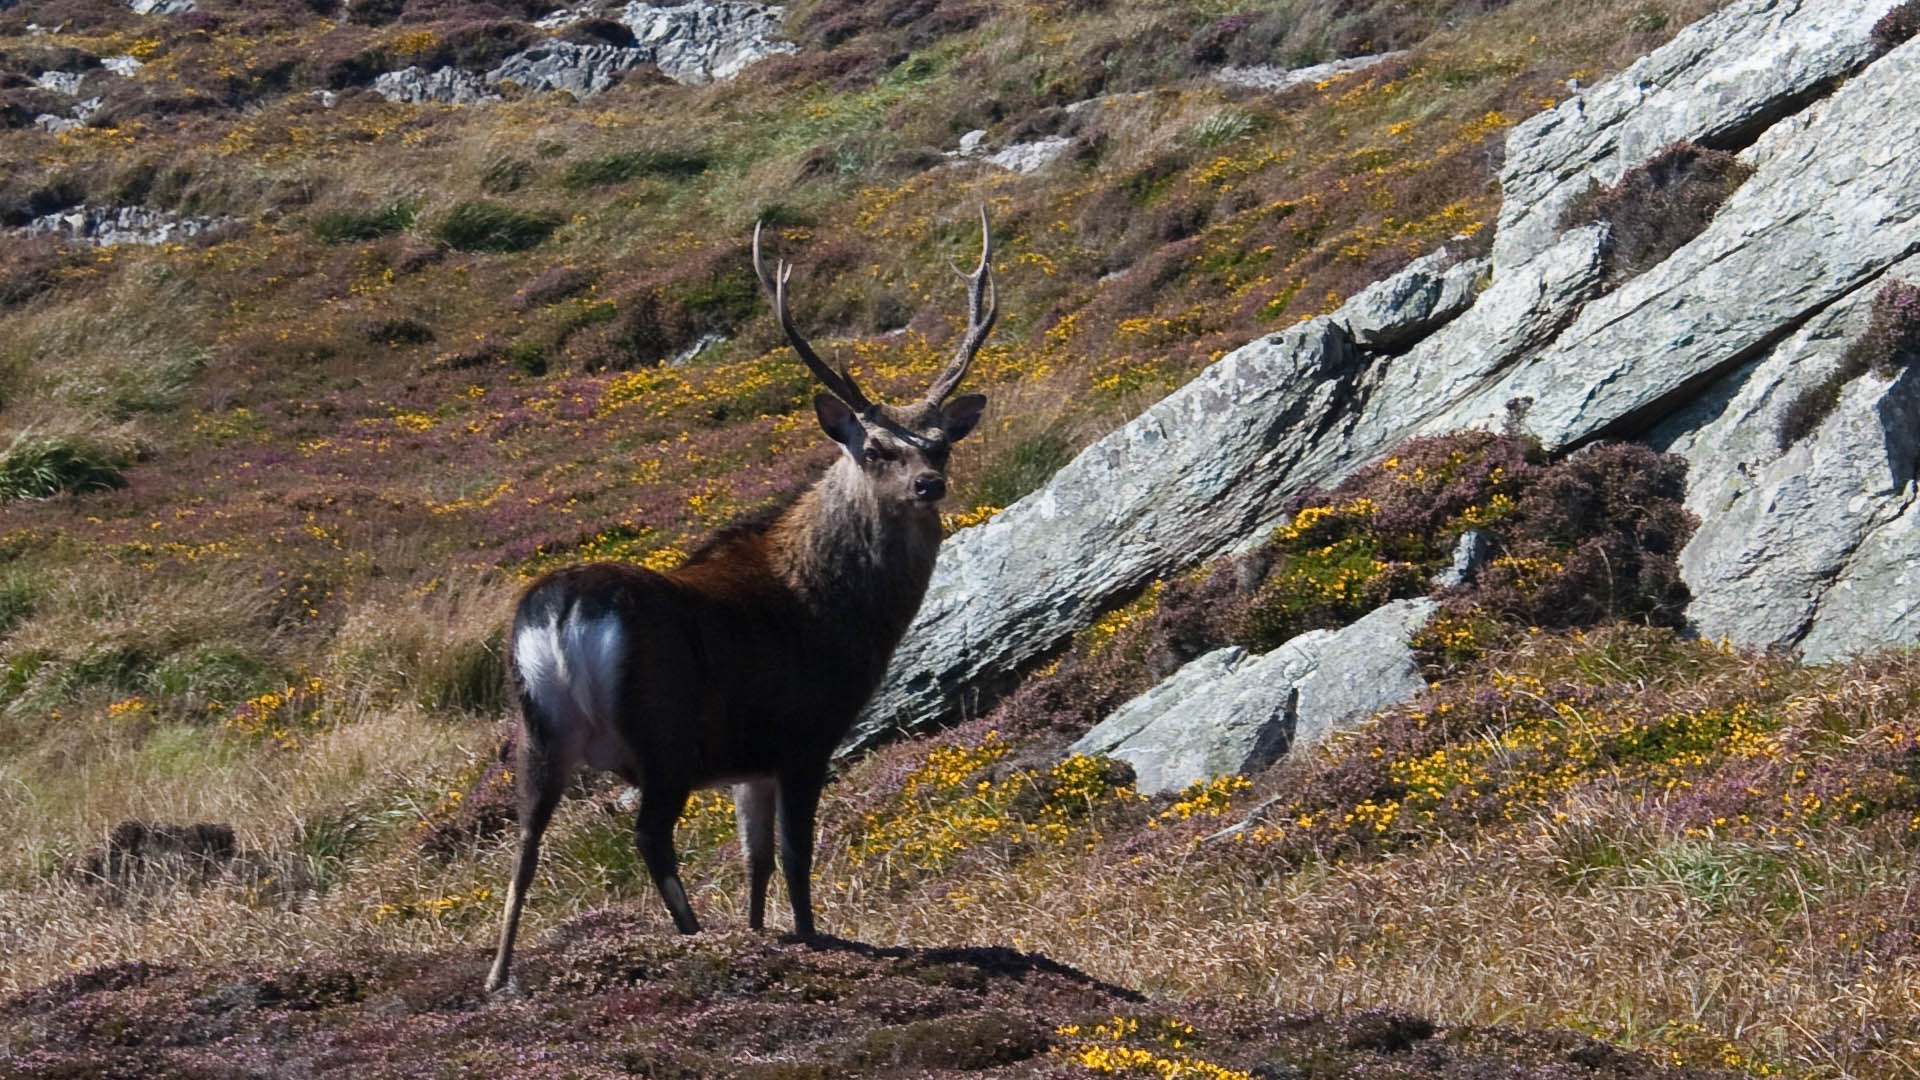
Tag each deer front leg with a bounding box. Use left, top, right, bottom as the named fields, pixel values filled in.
left=776, top=767, right=826, bottom=941
left=733, top=778, right=776, bottom=931
left=635, top=779, right=700, bottom=934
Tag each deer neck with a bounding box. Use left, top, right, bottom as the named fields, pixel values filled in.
left=773, top=457, right=942, bottom=642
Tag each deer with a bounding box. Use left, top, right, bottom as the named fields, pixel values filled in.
left=484, top=211, right=996, bottom=993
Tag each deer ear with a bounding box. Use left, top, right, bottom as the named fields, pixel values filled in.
left=942, top=394, right=987, bottom=441
left=814, top=393, right=863, bottom=450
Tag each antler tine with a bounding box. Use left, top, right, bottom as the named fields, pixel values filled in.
left=926, top=206, right=997, bottom=406
left=753, top=220, right=873, bottom=413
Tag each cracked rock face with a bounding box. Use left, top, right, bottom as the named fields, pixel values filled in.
left=1658, top=253, right=1920, bottom=658
left=1491, top=0, right=1888, bottom=273
left=851, top=0, right=1920, bottom=759
left=1424, top=36, right=1920, bottom=452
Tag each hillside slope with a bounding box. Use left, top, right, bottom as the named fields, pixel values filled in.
left=12, top=1, right=1920, bottom=1078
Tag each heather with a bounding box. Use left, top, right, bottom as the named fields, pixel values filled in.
left=1777, top=279, right=1920, bottom=449
left=977, top=424, right=1695, bottom=742
left=1560, top=140, right=1754, bottom=283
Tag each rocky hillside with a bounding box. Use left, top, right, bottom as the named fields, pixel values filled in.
left=7, top=0, right=1920, bottom=1077
left=861, top=0, right=1920, bottom=752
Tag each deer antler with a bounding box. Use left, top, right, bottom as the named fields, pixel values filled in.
left=753, top=221, right=874, bottom=414
left=925, top=206, right=996, bottom=406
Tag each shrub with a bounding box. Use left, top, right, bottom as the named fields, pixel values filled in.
left=1873, top=0, right=1920, bottom=51
left=1188, top=15, right=1255, bottom=66
left=0, top=432, right=131, bottom=502
left=1777, top=280, right=1920, bottom=449
left=435, top=200, right=562, bottom=252
left=1559, top=143, right=1758, bottom=284
left=425, top=19, right=537, bottom=72
left=1561, top=141, right=1752, bottom=282
left=558, top=17, right=637, bottom=47
left=559, top=149, right=710, bottom=190
left=311, top=199, right=416, bottom=243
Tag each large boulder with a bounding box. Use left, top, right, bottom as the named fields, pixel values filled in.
left=1069, top=599, right=1437, bottom=795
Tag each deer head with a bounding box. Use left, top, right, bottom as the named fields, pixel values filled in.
left=753, top=210, right=994, bottom=508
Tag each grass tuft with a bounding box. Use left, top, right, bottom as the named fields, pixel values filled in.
left=311, top=200, right=417, bottom=244
left=559, top=149, right=711, bottom=190
left=434, top=200, right=562, bottom=253
left=0, top=431, right=130, bottom=502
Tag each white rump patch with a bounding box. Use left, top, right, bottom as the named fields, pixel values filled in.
left=515, top=613, right=631, bottom=773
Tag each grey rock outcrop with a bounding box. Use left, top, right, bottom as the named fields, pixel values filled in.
left=1658, top=252, right=1920, bottom=658
left=1420, top=37, right=1920, bottom=451
left=982, top=136, right=1073, bottom=175
left=620, top=1, right=795, bottom=84
left=129, top=0, right=195, bottom=14
left=1214, top=52, right=1409, bottom=95
left=377, top=1, right=795, bottom=102
left=374, top=66, right=499, bottom=106
left=490, top=41, right=652, bottom=97
left=1070, top=599, right=1436, bottom=795
left=1491, top=0, right=1887, bottom=273
left=20, top=205, right=234, bottom=247
left=34, top=70, right=86, bottom=96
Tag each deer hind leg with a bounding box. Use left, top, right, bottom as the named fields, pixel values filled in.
left=777, top=766, right=827, bottom=941
left=486, top=699, right=572, bottom=994
left=733, top=779, right=776, bottom=930
left=635, top=776, right=700, bottom=934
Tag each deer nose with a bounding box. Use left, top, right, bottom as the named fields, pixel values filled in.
left=913, top=473, right=946, bottom=501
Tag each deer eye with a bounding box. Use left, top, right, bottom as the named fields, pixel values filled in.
left=864, top=445, right=894, bottom=463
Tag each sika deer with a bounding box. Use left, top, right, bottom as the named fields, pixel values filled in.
left=486, top=212, right=996, bottom=992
